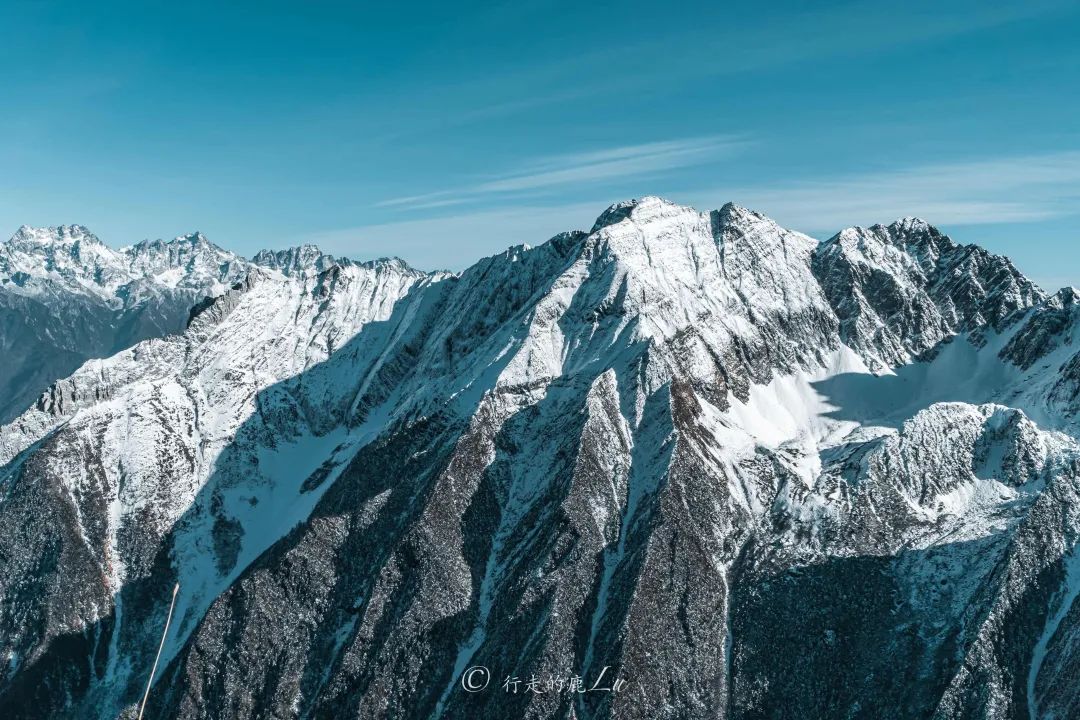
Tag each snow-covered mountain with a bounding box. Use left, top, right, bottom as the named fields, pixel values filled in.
left=1, top=198, right=1078, bottom=719
left=0, top=225, right=254, bottom=423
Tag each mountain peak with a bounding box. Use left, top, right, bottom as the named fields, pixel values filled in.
left=121, top=231, right=245, bottom=292
left=712, top=201, right=808, bottom=246
left=589, top=196, right=688, bottom=233
left=128, top=231, right=215, bottom=252
left=2, top=224, right=120, bottom=287
left=889, top=216, right=933, bottom=233
left=251, top=245, right=336, bottom=276
left=361, top=255, right=424, bottom=274
left=590, top=197, right=795, bottom=241
left=814, top=215, right=1044, bottom=369
left=828, top=218, right=956, bottom=272
left=1047, top=285, right=1080, bottom=308
left=8, top=224, right=103, bottom=247
left=174, top=231, right=210, bottom=245
left=716, top=201, right=764, bottom=223
left=591, top=199, right=638, bottom=232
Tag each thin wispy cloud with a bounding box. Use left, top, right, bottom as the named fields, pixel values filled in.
left=699, top=150, right=1080, bottom=233
left=314, top=150, right=1080, bottom=278
left=375, top=135, right=749, bottom=210
left=358, top=0, right=1075, bottom=143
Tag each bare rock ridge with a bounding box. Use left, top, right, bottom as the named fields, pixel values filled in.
left=1, top=197, right=1079, bottom=719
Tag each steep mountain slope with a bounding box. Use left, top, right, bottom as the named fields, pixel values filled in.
left=0, top=225, right=253, bottom=423
left=1, top=198, right=1078, bottom=719
left=0, top=253, right=435, bottom=717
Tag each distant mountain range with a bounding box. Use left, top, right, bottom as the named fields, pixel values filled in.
left=0, top=225, right=249, bottom=423
left=1, top=198, right=1078, bottom=719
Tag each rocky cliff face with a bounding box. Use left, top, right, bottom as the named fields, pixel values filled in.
left=1, top=198, right=1078, bottom=719
left=811, top=218, right=1044, bottom=370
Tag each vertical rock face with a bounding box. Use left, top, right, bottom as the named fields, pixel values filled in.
left=1, top=198, right=1080, bottom=720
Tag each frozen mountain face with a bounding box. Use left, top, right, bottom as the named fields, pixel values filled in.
left=122, top=232, right=250, bottom=290
left=1000, top=288, right=1080, bottom=419
left=812, top=218, right=1044, bottom=370
left=251, top=244, right=340, bottom=276
left=0, top=226, right=253, bottom=423
left=1, top=197, right=1079, bottom=720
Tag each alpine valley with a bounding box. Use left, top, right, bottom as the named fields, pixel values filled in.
left=1, top=197, right=1079, bottom=720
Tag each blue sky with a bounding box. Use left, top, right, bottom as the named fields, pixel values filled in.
left=2, top=0, right=1078, bottom=288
